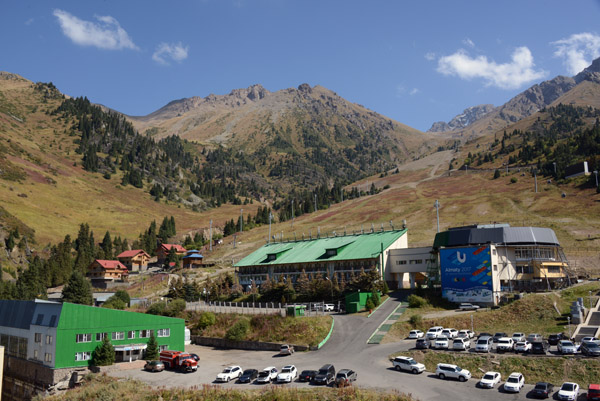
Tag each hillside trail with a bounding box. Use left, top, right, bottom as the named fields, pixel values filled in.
left=393, top=150, right=454, bottom=189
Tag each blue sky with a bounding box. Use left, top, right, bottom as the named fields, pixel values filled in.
left=2, top=1, right=600, bottom=131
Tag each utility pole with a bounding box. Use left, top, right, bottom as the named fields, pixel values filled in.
left=209, top=219, right=212, bottom=252
left=291, top=200, right=294, bottom=228
left=534, top=170, right=538, bottom=193
left=434, top=200, right=441, bottom=233
left=268, top=212, right=272, bottom=244
left=240, top=209, right=243, bottom=233
left=314, top=193, right=317, bottom=213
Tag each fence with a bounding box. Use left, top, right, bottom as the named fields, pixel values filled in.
left=185, top=301, right=338, bottom=317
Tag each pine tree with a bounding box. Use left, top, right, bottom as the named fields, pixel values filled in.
left=92, top=336, right=115, bottom=366
left=62, top=271, right=93, bottom=305
left=145, top=332, right=159, bottom=360
left=101, top=231, right=113, bottom=260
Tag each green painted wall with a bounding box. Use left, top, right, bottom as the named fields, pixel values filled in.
left=344, top=291, right=373, bottom=312
left=55, top=303, right=185, bottom=369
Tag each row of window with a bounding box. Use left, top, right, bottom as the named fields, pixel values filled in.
left=514, top=247, right=556, bottom=260
left=34, top=333, right=53, bottom=344
left=33, top=349, right=52, bottom=362
left=395, top=259, right=424, bottom=265
left=75, top=329, right=170, bottom=343
left=0, top=334, right=28, bottom=359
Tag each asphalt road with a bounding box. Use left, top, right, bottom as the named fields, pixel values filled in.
left=109, top=293, right=590, bottom=400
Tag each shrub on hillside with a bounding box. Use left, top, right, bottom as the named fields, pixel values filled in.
left=409, top=314, right=422, bottom=327
left=407, top=294, right=428, bottom=308
left=164, top=299, right=186, bottom=317
left=146, top=302, right=166, bottom=315
left=510, top=177, right=518, bottom=183
left=225, top=319, right=250, bottom=341
left=196, top=312, right=216, bottom=331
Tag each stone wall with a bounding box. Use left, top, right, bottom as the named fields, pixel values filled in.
left=191, top=336, right=308, bottom=352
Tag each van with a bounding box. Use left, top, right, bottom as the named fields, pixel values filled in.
left=475, top=336, right=493, bottom=353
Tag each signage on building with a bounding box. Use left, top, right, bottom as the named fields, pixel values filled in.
left=440, top=246, right=493, bottom=303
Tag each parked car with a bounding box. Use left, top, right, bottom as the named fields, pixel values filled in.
left=511, top=332, right=526, bottom=343
left=478, top=332, right=493, bottom=339
left=298, top=369, right=317, bottom=382
left=276, top=365, right=298, bottom=383
left=496, top=337, right=514, bottom=352
left=189, top=353, right=200, bottom=362
left=479, top=371, right=501, bottom=389
left=475, top=336, right=493, bottom=353
left=581, top=341, right=600, bottom=356
left=335, top=369, right=357, bottom=387
left=415, top=338, right=431, bottom=349
left=582, top=337, right=600, bottom=343
left=453, top=337, right=470, bottom=351
left=531, top=382, right=554, bottom=398
left=313, top=364, right=335, bottom=385
left=144, top=360, right=165, bottom=372
left=588, top=384, right=600, bottom=401
left=458, top=329, right=475, bottom=338
left=280, top=344, right=294, bottom=355
left=527, top=333, right=543, bottom=343
left=436, top=363, right=471, bottom=382
left=426, top=326, right=444, bottom=340
left=531, top=341, right=549, bottom=354
left=434, top=335, right=450, bottom=350
left=392, top=356, right=425, bottom=374
left=441, top=328, right=458, bottom=338
left=459, top=303, right=480, bottom=311
left=492, top=332, right=507, bottom=343
left=216, top=366, right=243, bottom=382
left=256, top=367, right=278, bottom=384
left=408, top=330, right=424, bottom=339
left=238, top=369, right=258, bottom=383
left=514, top=340, right=532, bottom=353
left=323, top=304, right=335, bottom=312
left=504, top=372, right=525, bottom=393
left=558, top=340, right=578, bottom=354
left=548, top=333, right=565, bottom=346
left=557, top=382, right=579, bottom=401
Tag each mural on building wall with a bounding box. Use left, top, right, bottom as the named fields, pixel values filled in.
left=440, top=246, right=493, bottom=303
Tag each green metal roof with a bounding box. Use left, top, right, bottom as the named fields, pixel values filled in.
left=235, top=229, right=407, bottom=267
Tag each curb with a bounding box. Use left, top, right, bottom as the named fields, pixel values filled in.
left=315, top=316, right=335, bottom=350
left=367, top=296, right=391, bottom=318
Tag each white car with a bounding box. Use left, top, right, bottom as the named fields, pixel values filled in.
left=503, top=372, right=525, bottom=393
left=324, top=304, right=335, bottom=312
left=557, top=382, right=579, bottom=400
left=452, top=337, right=470, bottom=350
left=276, top=365, right=297, bottom=383
left=458, top=329, right=475, bottom=338
left=511, top=332, right=526, bottom=342
left=426, top=326, right=444, bottom=340
left=441, top=328, right=458, bottom=339
left=582, top=336, right=600, bottom=343
left=496, top=337, right=514, bottom=352
left=436, top=363, right=471, bottom=382
left=392, top=356, right=425, bottom=374
left=459, top=303, right=480, bottom=311
left=557, top=340, right=578, bottom=354
left=215, top=365, right=242, bottom=382
left=434, top=335, right=449, bottom=350
left=479, top=371, right=501, bottom=389
left=408, top=330, right=424, bottom=339
left=514, top=341, right=532, bottom=353
left=256, top=366, right=278, bottom=383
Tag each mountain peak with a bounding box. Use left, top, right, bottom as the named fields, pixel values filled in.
left=428, top=104, right=496, bottom=132
left=574, top=56, right=600, bottom=84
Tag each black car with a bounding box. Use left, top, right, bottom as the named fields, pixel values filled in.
left=415, top=338, right=431, bottom=349
left=530, top=381, right=554, bottom=398
left=530, top=341, right=549, bottom=354
left=547, top=333, right=565, bottom=346
left=581, top=341, right=600, bottom=357
left=298, top=370, right=317, bottom=382
left=313, top=364, right=335, bottom=385
left=238, top=369, right=258, bottom=383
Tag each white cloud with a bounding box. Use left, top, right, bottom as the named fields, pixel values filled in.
left=462, top=38, right=475, bottom=48
left=552, top=32, right=600, bottom=75
left=25, top=18, right=34, bottom=26
left=425, top=52, right=436, bottom=61
left=152, top=42, right=189, bottom=65
left=436, top=47, right=547, bottom=89
left=409, top=88, right=419, bottom=96
left=53, top=9, right=138, bottom=50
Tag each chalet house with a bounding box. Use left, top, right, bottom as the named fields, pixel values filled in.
left=182, top=250, right=203, bottom=268
left=156, top=244, right=186, bottom=263
left=117, top=249, right=150, bottom=272
left=87, top=259, right=129, bottom=288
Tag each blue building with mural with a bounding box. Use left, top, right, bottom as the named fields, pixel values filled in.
left=440, top=246, right=495, bottom=303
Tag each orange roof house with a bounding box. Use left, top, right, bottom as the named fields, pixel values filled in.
left=117, top=249, right=150, bottom=272
left=87, top=259, right=129, bottom=287
left=156, top=244, right=186, bottom=263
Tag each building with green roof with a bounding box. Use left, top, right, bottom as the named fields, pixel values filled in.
left=234, top=229, right=408, bottom=289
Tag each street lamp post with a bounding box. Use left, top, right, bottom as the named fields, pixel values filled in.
left=567, top=316, right=571, bottom=339
left=594, top=170, right=599, bottom=188
left=590, top=290, right=594, bottom=311
left=434, top=200, right=441, bottom=233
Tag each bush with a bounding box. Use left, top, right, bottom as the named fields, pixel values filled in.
left=92, top=337, right=115, bottom=366
left=365, top=297, right=376, bottom=311
left=409, top=314, right=422, bottom=327
left=102, top=297, right=126, bottom=310
left=145, top=332, right=159, bottom=360
left=146, top=302, right=166, bottom=315
left=164, top=299, right=186, bottom=317
left=196, top=312, right=216, bottom=330
left=493, top=169, right=500, bottom=179
left=225, top=319, right=250, bottom=341
left=510, top=177, right=518, bottom=184
left=371, top=292, right=381, bottom=307
left=114, top=290, right=131, bottom=305
left=407, top=294, right=429, bottom=308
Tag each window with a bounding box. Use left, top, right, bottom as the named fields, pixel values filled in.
left=35, top=314, right=44, bottom=325
left=49, top=315, right=57, bottom=326
left=493, top=265, right=498, bottom=271
left=112, top=332, right=125, bottom=341
left=157, top=329, right=170, bottom=337
left=76, top=333, right=92, bottom=343
left=397, top=260, right=407, bottom=265
left=45, top=353, right=52, bottom=362
left=35, top=333, right=42, bottom=343
left=75, top=351, right=91, bottom=361
left=547, top=266, right=561, bottom=273
left=46, top=335, right=53, bottom=345
left=128, top=331, right=136, bottom=339
left=516, top=265, right=533, bottom=274
left=34, top=350, right=39, bottom=360
left=159, top=345, right=169, bottom=351
left=96, top=332, right=107, bottom=341
left=139, top=330, right=151, bottom=338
